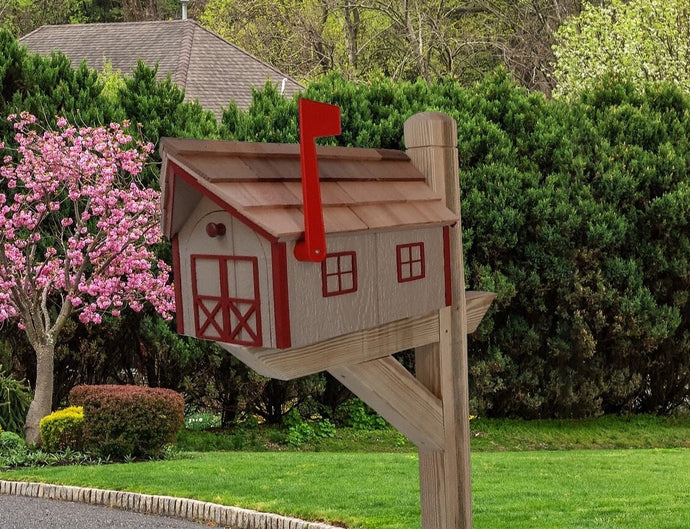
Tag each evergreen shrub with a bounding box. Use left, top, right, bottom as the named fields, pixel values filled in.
left=69, top=384, right=184, bottom=459
left=0, top=430, right=25, bottom=454
left=0, top=367, right=32, bottom=433
left=39, top=406, right=84, bottom=452
left=224, top=72, right=690, bottom=418
left=458, top=76, right=690, bottom=417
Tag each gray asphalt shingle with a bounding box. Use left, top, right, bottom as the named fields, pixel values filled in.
left=19, top=20, right=303, bottom=118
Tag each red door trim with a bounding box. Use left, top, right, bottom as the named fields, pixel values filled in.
left=191, top=254, right=263, bottom=347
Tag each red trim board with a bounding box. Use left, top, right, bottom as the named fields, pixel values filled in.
left=271, top=242, right=292, bottom=349
left=172, top=235, right=185, bottom=335
left=168, top=161, right=277, bottom=242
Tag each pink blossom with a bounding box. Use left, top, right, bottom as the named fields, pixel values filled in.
left=0, top=113, right=174, bottom=333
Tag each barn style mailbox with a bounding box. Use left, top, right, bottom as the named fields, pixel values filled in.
left=160, top=105, right=493, bottom=529
left=160, top=139, right=458, bottom=348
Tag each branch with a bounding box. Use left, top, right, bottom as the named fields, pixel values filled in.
left=62, top=195, right=94, bottom=292
left=0, top=244, right=41, bottom=345
left=40, top=281, right=52, bottom=334
left=26, top=209, right=51, bottom=309
left=48, top=295, right=73, bottom=338
left=91, top=221, right=158, bottom=278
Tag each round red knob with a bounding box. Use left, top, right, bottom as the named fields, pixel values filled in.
left=206, top=222, right=226, bottom=237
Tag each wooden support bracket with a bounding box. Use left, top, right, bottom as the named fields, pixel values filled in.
left=329, top=355, right=445, bottom=451
left=222, top=292, right=492, bottom=381
left=465, top=291, right=495, bottom=334
left=223, top=311, right=440, bottom=380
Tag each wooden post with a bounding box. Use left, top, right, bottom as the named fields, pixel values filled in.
left=404, top=113, right=473, bottom=529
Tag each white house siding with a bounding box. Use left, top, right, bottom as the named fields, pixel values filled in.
left=287, top=234, right=379, bottom=347
left=286, top=227, right=446, bottom=348
left=375, top=227, right=446, bottom=323
left=176, top=198, right=275, bottom=348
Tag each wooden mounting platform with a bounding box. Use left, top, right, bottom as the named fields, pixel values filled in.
left=221, top=291, right=493, bottom=381
left=466, top=291, right=495, bottom=333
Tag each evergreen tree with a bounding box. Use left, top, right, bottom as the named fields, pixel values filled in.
left=221, top=72, right=690, bottom=417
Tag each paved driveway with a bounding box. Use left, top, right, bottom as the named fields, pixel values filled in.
left=0, top=494, right=206, bottom=529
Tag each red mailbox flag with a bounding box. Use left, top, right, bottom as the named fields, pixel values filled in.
left=294, top=98, right=341, bottom=262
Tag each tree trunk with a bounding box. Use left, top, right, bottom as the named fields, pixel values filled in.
left=344, top=0, right=361, bottom=70
left=24, top=341, right=55, bottom=445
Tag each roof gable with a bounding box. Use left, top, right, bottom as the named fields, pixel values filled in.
left=19, top=20, right=303, bottom=117
left=161, top=138, right=458, bottom=242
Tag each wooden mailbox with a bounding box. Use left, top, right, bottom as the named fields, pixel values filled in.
left=160, top=110, right=494, bottom=529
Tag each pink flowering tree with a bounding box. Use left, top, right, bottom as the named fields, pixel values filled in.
left=0, top=112, right=174, bottom=444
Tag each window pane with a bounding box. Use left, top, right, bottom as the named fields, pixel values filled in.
left=322, top=252, right=357, bottom=296
left=340, top=272, right=353, bottom=291
left=338, top=254, right=353, bottom=273
left=327, top=275, right=340, bottom=293
left=396, top=242, right=425, bottom=282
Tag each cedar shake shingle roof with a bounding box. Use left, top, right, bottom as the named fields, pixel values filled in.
left=19, top=20, right=303, bottom=118
left=160, top=138, right=458, bottom=241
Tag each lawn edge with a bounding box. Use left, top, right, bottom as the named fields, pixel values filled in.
left=0, top=479, right=342, bottom=529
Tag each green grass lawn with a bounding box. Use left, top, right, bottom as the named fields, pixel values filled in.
left=3, top=448, right=690, bottom=529
left=175, top=414, right=690, bottom=453
left=470, top=414, right=690, bottom=451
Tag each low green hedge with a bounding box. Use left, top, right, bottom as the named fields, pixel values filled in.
left=0, top=430, right=25, bottom=454
left=39, top=406, right=84, bottom=452
left=69, top=385, right=184, bottom=459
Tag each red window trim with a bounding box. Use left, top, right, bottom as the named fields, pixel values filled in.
left=321, top=251, right=358, bottom=297
left=396, top=242, right=426, bottom=283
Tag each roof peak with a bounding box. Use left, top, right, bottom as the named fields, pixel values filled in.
left=161, top=138, right=457, bottom=240
left=31, top=19, right=197, bottom=28
left=19, top=20, right=303, bottom=117
left=160, top=138, right=409, bottom=163
left=19, top=19, right=199, bottom=41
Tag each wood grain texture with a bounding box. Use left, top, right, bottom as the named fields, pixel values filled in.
left=161, top=137, right=409, bottom=162
left=225, top=287, right=492, bottom=380
left=160, top=138, right=457, bottom=241
left=415, top=317, right=447, bottom=529
left=244, top=311, right=440, bottom=380
left=329, top=356, right=444, bottom=451
left=405, top=112, right=473, bottom=529
left=465, top=291, right=495, bottom=334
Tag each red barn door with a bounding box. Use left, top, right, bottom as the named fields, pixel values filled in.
left=191, top=255, right=262, bottom=346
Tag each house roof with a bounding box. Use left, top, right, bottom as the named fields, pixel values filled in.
left=19, top=20, right=303, bottom=118
left=160, top=138, right=458, bottom=242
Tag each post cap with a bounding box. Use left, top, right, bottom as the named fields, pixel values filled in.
left=404, top=112, right=457, bottom=149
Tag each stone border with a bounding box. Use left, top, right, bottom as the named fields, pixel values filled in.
left=0, top=480, right=342, bottom=529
